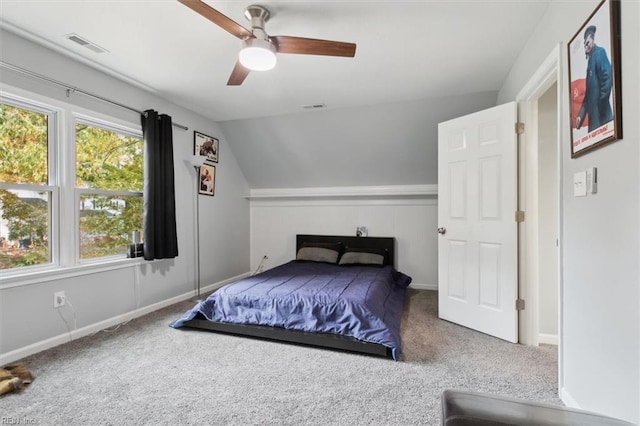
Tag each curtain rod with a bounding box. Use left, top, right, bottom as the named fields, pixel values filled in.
left=1, top=61, right=189, bottom=131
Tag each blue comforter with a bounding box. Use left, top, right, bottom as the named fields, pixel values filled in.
left=170, top=260, right=412, bottom=360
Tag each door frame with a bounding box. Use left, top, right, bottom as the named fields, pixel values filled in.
left=515, top=43, right=564, bottom=388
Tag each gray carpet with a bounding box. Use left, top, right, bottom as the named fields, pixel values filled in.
left=2, top=289, right=561, bottom=425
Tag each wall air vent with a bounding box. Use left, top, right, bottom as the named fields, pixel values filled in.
left=301, top=103, right=326, bottom=110
left=64, top=33, right=108, bottom=54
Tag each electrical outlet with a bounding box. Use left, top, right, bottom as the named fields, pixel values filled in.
left=54, top=291, right=66, bottom=308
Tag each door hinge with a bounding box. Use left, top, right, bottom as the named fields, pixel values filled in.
left=516, top=299, right=525, bottom=311
left=515, top=122, right=525, bottom=135
left=515, top=210, right=525, bottom=223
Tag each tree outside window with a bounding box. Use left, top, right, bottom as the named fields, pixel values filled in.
left=0, top=101, right=144, bottom=270
left=0, top=103, right=50, bottom=269
left=76, top=122, right=143, bottom=260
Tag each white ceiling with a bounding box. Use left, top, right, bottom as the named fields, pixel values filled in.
left=0, top=0, right=550, bottom=122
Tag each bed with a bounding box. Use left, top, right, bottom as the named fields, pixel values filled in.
left=170, top=234, right=412, bottom=360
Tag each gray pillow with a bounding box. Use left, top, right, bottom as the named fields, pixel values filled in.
left=339, top=251, right=384, bottom=266
left=296, top=247, right=340, bottom=264
left=338, top=247, right=387, bottom=267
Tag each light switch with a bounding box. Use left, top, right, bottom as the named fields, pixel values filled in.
left=574, top=171, right=587, bottom=197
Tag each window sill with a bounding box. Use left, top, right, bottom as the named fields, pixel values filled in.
left=0, top=257, right=150, bottom=289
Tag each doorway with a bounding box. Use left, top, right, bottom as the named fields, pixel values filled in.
left=537, top=83, right=559, bottom=345
left=516, top=44, right=563, bottom=358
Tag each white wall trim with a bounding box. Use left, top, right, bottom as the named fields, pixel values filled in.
left=514, top=43, right=564, bottom=394
left=410, top=283, right=437, bottom=291
left=538, top=333, right=558, bottom=346
left=515, top=43, right=562, bottom=346
left=246, top=184, right=438, bottom=200
left=251, top=198, right=437, bottom=208
left=516, top=45, right=561, bottom=101
left=0, top=271, right=251, bottom=365
left=560, top=387, right=581, bottom=409
left=0, top=257, right=149, bottom=289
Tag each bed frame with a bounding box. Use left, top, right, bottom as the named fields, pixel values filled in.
left=181, top=234, right=397, bottom=359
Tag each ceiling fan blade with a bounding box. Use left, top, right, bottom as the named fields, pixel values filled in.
left=227, top=61, right=250, bottom=86
left=271, top=36, right=356, bottom=57
left=178, top=0, right=252, bottom=40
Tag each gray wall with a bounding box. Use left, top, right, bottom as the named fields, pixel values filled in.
left=0, top=30, right=251, bottom=359
left=499, top=1, right=639, bottom=423
left=219, top=91, right=498, bottom=188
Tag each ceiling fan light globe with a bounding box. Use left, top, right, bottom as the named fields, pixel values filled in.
left=239, top=39, right=277, bottom=71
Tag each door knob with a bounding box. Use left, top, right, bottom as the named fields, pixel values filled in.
left=437, top=227, right=446, bottom=235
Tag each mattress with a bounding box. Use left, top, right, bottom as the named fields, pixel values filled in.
left=171, top=260, right=412, bottom=359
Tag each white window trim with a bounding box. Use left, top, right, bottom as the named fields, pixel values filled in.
left=73, top=115, right=143, bottom=263
left=0, top=84, right=147, bottom=286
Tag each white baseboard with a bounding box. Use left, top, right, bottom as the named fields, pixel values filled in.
left=0, top=271, right=251, bottom=366
left=538, top=333, right=558, bottom=345
left=409, top=283, right=437, bottom=291
left=560, top=387, right=580, bottom=409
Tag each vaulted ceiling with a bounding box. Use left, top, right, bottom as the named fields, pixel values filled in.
left=0, top=1, right=551, bottom=122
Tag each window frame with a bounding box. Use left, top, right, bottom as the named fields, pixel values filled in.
left=73, top=114, right=143, bottom=264
left=0, top=93, right=59, bottom=273
left=0, top=86, right=145, bottom=285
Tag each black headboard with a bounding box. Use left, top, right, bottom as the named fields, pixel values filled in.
left=296, top=234, right=396, bottom=268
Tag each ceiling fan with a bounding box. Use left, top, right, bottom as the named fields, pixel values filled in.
left=178, top=0, right=357, bottom=86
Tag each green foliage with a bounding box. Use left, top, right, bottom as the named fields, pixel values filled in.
left=0, top=103, right=144, bottom=269
left=0, top=103, right=48, bottom=184
left=76, top=123, right=143, bottom=191
left=0, top=190, right=48, bottom=243
left=12, top=246, right=48, bottom=267
left=79, top=195, right=142, bottom=259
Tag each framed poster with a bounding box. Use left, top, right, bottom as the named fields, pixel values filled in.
left=568, top=0, right=622, bottom=158
left=198, top=164, right=216, bottom=196
left=194, top=131, right=219, bottom=163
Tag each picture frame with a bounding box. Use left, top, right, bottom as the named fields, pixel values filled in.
left=568, top=0, right=622, bottom=158
left=198, top=164, right=216, bottom=196
left=194, top=130, right=219, bottom=163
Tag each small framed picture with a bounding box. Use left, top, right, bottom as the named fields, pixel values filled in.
left=568, top=0, right=622, bottom=158
left=356, top=226, right=368, bottom=237
left=194, top=131, right=219, bottom=163
left=198, top=164, right=216, bottom=196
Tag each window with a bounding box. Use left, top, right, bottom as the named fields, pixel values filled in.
left=0, top=102, right=54, bottom=270
left=0, top=93, right=143, bottom=273
left=75, top=120, right=143, bottom=260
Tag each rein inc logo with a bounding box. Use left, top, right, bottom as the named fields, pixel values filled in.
left=1, top=418, right=36, bottom=425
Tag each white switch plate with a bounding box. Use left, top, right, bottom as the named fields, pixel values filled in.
left=574, top=171, right=587, bottom=197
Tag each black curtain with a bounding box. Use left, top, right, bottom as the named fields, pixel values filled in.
left=141, top=109, right=178, bottom=260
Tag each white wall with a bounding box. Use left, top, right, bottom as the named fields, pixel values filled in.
left=0, top=30, right=251, bottom=362
left=248, top=187, right=437, bottom=289
left=499, top=1, right=639, bottom=423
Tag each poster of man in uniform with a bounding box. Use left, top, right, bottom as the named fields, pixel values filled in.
left=568, top=0, right=621, bottom=158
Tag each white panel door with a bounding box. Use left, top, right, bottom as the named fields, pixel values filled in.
left=437, top=102, right=518, bottom=342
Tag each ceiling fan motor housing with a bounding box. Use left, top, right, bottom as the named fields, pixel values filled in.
left=244, top=5, right=270, bottom=41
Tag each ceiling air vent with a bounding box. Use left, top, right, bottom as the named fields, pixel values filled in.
left=302, top=103, right=326, bottom=110
left=64, top=33, right=108, bottom=54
